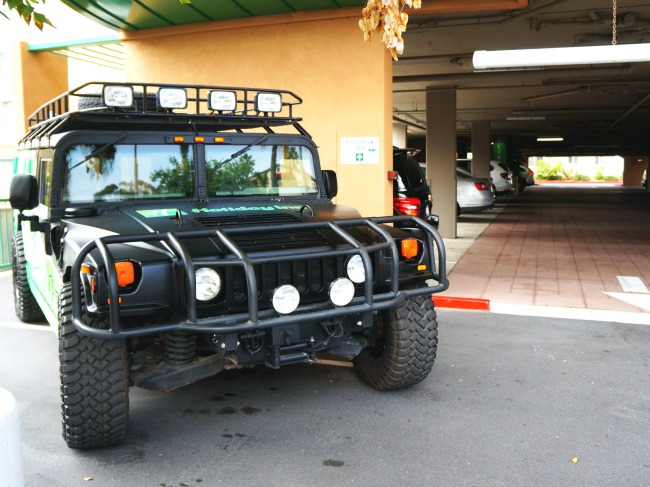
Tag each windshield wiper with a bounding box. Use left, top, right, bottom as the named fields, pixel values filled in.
left=219, top=135, right=269, bottom=167
left=68, top=133, right=128, bottom=171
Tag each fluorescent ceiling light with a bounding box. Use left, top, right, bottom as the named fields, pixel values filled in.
left=473, top=43, right=650, bottom=70
left=537, top=137, right=564, bottom=142
left=506, top=116, right=546, bottom=120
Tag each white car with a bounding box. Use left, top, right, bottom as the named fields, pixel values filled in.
left=456, top=168, right=495, bottom=215
left=419, top=163, right=496, bottom=215
left=490, top=161, right=514, bottom=194
left=457, top=159, right=514, bottom=194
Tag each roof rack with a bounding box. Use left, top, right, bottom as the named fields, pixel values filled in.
left=21, top=81, right=307, bottom=145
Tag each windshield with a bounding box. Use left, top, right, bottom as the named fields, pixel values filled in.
left=205, top=144, right=318, bottom=197
left=63, top=143, right=194, bottom=203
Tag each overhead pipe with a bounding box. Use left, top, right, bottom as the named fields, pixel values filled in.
left=393, top=115, right=427, bottom=131
left=603, top=93, right=650, bottom=133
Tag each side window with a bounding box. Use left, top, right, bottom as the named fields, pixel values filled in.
left=39, top=159, right=53, bottom=206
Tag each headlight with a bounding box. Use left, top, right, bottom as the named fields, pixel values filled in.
left=329, top=278, right=355, bottom=307
left=272, top=285, right=300, bottom=314
left=195, top=267, right=221, bottom=301
left=346, top=255, right=366, bottom=283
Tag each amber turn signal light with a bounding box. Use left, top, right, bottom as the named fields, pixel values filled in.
left=400, top=239, right=419, bottom=260
left=115, top=261, right=135, bottom=287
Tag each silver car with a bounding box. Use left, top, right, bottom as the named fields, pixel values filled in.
left=456, top=168, right=495, bottom=215
left=457, top=159, right=514, bottom=194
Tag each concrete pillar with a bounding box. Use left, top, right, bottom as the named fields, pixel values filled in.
left=622, top=156, right=647, bottom=186
left=14, top=42, right=68, bottom=134
left=1, top=41, right=67, bottom=166
left=392, top=122, right=407, bottom=149
left=426, top=89, right=456, bottom=238
left=471, top=121, right=491, bottom=179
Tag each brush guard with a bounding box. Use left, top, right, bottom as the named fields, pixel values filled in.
left=69, top=215, right=448, bottom=339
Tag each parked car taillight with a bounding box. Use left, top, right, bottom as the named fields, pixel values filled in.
left=528, top=170, right=534, bottom=177
left=474, top=182, right=490, bottom=191
left=394, top=197, right=421, bottom=217
left=500, top=172, right=511, bottom=180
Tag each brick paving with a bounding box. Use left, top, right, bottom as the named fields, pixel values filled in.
left=439, top=183, right=650, bottom=315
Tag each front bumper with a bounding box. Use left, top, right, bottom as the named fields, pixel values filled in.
left=70, top=215, right=448, bottom=339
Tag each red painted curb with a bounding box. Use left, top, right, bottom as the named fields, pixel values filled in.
left=432, top=295, right=491, bottom=311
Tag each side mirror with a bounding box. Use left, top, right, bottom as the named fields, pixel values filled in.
left=322, top=170, right=338, bottom=199
left=10, top=174, right=38, bottom=211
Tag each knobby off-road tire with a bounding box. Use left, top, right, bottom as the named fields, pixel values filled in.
left=11, top=232, right=44, bottom=323
left=59, top=283, right=129, bottom=449
left=353, top=289, right=438, bottom=391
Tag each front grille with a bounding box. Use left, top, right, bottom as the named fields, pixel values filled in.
left=231, top=257, right=339, bottom=303
left=197, top=213, right=329, bottom=251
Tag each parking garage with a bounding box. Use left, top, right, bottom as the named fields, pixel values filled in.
left=4, top=1, right=647, bottom=237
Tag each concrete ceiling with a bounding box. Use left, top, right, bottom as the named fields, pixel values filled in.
left=394, top=0, right=650, bottom=157
left=58, top=0, right=650, bottom=158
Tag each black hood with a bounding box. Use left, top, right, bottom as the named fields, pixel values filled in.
left=61, top=199, right=371, bottom=267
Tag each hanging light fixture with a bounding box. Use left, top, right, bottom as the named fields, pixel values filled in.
left=473, top=0, right=650, bottom=70
left=473, top=43, right=650, bottom=70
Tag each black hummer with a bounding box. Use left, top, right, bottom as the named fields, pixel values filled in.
left=10, top=82, right=448, bottom=449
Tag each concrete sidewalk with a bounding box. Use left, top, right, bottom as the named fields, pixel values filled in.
left=437, top=183, right=650, bottom=325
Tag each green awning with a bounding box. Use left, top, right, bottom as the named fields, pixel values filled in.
left=29, top=1, right=367, bottom=70
left=28, top=35, right=125, bottom=70
left=61, top=0, right=365, bottom=31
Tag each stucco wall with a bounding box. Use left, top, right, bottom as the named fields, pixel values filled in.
left=15, top=42, right=68, bottom=134
left=123, top=10, right=393, bottom=217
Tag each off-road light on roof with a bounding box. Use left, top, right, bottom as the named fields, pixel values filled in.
left=255, top=92, right=282, bottom=113
left=208, top=91, right=237, bottom=111
left=158, top=88, right=187, bottom=109
left=103, top=85, right=133, bottom=108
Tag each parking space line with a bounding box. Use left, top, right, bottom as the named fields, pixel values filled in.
left=617, top=276, right=649, bottom=293
left=0, top=321, right=53, bottom=332
left=490, top=302, right=650, bottom=326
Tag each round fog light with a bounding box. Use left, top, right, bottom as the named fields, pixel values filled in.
left=346, top=255, right=366, bottom=283
left=272, top=285, right=300, bottom=314
left=195, top=267, right=221, bottom=301
left=329, top=278, right=355, bottom=307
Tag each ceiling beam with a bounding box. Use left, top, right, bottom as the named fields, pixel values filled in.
left=415, top=0, right=528, bottom=15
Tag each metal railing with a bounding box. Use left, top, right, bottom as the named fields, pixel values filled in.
left=0, top=199, right=13, bottom=270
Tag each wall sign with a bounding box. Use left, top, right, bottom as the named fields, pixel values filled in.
left=340, top=137, right=380, bottom=165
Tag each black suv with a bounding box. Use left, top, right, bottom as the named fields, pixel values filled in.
left=393, top=148, right=438, bottom=228
left=10, top=82, right=448, bottom=449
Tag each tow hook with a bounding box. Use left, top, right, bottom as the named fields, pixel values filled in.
left=265, top=343, right=316, bottom=369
